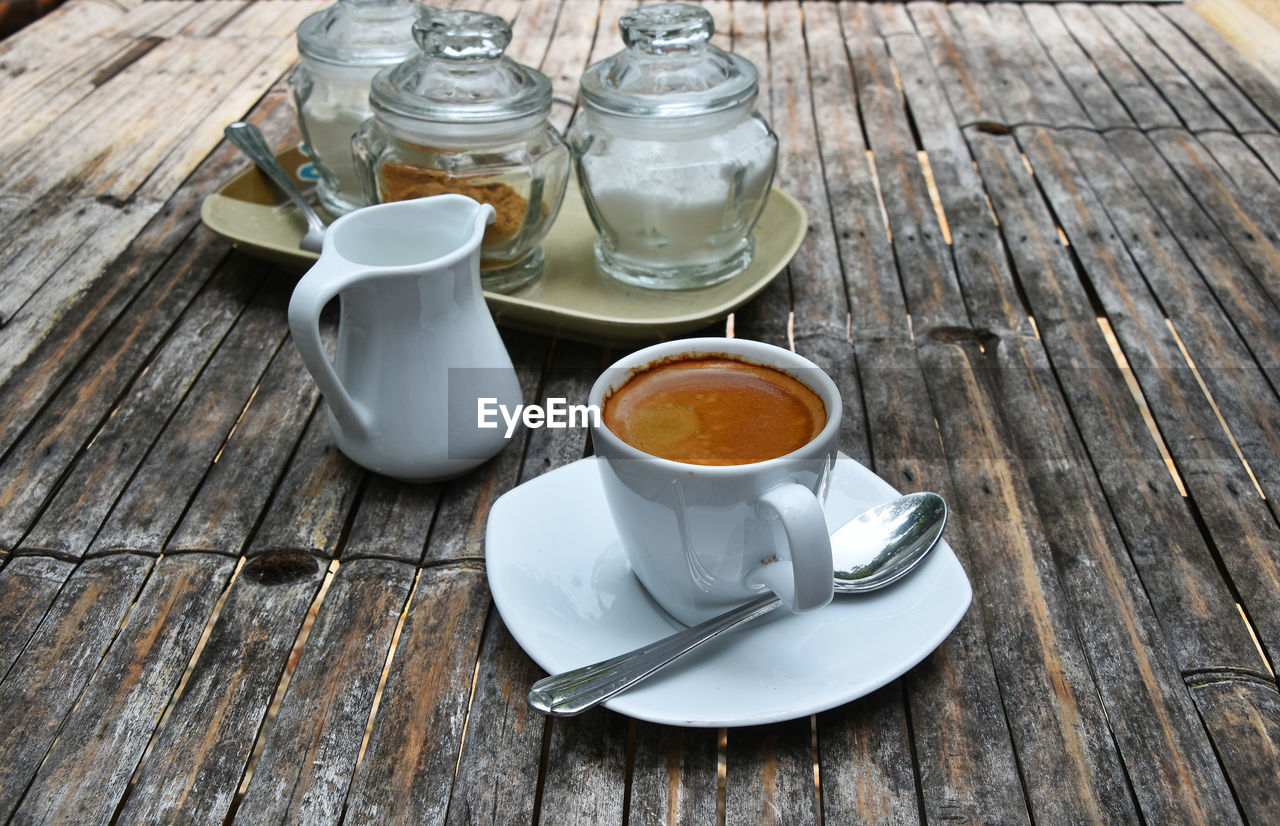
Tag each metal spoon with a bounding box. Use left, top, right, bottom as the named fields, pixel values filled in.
left=527, top=491, right=948, bottom=716
left=224, top=121, right=327, bottom=253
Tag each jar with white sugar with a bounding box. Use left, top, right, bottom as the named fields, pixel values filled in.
left=289, top=0, right=418, bottom=216
left=567, top=3, right=778, bottom=289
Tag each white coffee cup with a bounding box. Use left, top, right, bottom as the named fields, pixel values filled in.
left=589, top=338, right=841, bottom=626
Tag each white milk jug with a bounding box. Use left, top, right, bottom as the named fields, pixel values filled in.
left=288, top=194, right=522, bottom=481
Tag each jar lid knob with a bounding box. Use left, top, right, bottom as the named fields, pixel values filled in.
left=415, top=9, right=512, bottom=60
left=620, top=3, right=713, bottom=54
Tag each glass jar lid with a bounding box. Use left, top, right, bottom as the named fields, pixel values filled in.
left=578, top=3, right=758, bottom=118
left=296, top=0, right=420, bottom=67
left=369, top=8, right=553, bottom=126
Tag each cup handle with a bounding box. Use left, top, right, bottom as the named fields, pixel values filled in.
left=287, top=258, right=372, bottom=439
left=749, top=483, right=835, bottom=613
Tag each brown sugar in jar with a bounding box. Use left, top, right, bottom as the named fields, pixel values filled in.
left=379, top=162, right=527, bottom=246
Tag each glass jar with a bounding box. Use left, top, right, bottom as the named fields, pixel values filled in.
left=289, top=0, right=419, bottom=217
left=353, top=8, right=570, bottom=293
left=568, top=3, right=778, bottom=290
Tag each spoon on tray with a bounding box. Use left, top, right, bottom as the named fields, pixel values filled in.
left=224, top=121, right=327, bottom=253
left=528, top=491, right=948, bottom=716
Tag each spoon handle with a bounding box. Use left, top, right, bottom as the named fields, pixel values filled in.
left=224, top=121, right=327, bottom=238
left=527, top=593, right=782, bottom=716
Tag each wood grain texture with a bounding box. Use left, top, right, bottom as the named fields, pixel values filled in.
left=1055, top=2, right=1183, bottom=129
left=114, top=552, right=326, bottom=825
left=0, top=555, right=73, bottom=677
left=235, top=557, right=416, bottom=825
left=445, top=613, right=548, bottom=826
left=165, top=338, right=319, bottom=555
left=83, top=275, right=293, bottom=557
left=724, top=720, right=818, bottom=825
left=342, top=565, right=492, bottom=824
left=0, top=1, right=320, bottom=396
left=816, top=685, right=918, bottom=825
left=0, top=553, right=153, bottom=819
left=1123, top=2, right=1275, bottom=134
left=0, top=89, right=298, bottom=473
left=1159, top=2, right=1280, bottom=127
left=244, top=404, right=365, bottom=560
left=1091, top=3, right=1229, bottom=132
left=1021, top=3, right=1136, bottom=130
left=628, top=724, right=720, bottom=826
left=11, top=553, right=236, bottom=825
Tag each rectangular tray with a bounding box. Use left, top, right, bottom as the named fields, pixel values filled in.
left=201, top=147, right=807, bottom=346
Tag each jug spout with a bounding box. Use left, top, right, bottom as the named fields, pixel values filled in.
left=288, top=194, right=520, bottom=482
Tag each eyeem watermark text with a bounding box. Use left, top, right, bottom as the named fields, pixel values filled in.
left=477, top=398, right=602, bottom=439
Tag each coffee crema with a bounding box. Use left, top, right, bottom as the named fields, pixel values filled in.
left=602, top=356, right=827, bottom=465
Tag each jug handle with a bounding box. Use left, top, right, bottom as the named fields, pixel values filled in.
left=288, top=259, right=373, bottom=439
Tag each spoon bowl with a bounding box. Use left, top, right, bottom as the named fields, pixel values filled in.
left=528, top=491, right=947, bottom=716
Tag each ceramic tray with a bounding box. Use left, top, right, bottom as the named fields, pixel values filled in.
left=200, top=148, right=808, bottom=346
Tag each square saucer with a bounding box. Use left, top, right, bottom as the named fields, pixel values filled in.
left=485, top=453, right=972, bottom=727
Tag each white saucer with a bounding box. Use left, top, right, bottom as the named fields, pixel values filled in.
left=485, top=453, right=972, bottom=727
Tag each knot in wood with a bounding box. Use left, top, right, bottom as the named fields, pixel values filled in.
left=242, top=551, right=319, bottom=585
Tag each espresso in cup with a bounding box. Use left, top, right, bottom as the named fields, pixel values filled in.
left=590, top=338, right=842, bottom=625
left=602, top=356, right=827, bottom=466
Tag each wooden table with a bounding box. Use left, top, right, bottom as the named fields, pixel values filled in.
left=3, top=0, right=1279, bottom=822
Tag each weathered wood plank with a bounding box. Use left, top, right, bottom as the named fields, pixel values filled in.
left=1021, top=2, right=1135, bottom=130
left=874, top=3, right=1033, bottom=337
left=1056, top=2, right=1182, bottom=129
left=724, top=720, right=819, bottom=824
left=114, top=551, right=326, bottom=825
left=906, top=2, right=1000, bottom=127
left=81, top=276, right=292, bottom=557
left=1090, top=3, right=1229, bottom=133
left=848, top=7, right=968, bottom=333
left=536, top=0, right=597, bottom=133
left=0, top=88, right=298, bottom=458
left=628, top=724, right=720, bottom=825
left=918, top=338, right=1141, bottom=823
left=339, top=474, right=440, bottom=563
left=1150, top=129, right=1280, bottom=317
left=766, top=1, right=847, bottom=340
left=342, top=565, right=492, bottom=823
left=0, top=2, right=246, bottom=160
left=11, top=553, right=236, bottom=825
left=825, top=8, right=1027, bottom=822
left=809, top=3, right=908, bottom=347
left=1185, top=675, right=1280, bottom=820
left=855, top=12, right=1142, bottom=816
left=539, top=710, right=631, bottom=823
left=503, top=0, right=557, bottom=72
left=950, top=3, right=1091, bottom=128
left=965, top=126, right=1251, bottom=821
left=0, top=197, right=157, bottom=371
left=0, top=4, right=315, bottom=399
left=0, top=555, right=75, bottom=677
left=0, top=553, right=153, bottom=819
left=1016, top=126, right=1274, bottom=674
left=234, top=557, right=415, bottom=825
left=1021, top=127, right=1280, bottom=660
left=1123, top=3, right=1274, bottom=135
left=445, top=613, right=549, bottom=826
left=1097, top=129, right=1280, bottom=385
left=1159, top=2, right=1280, bottom=128
left=511, top=338, right=632, bottom=824
left=163, top=340, right=318, bottom=555
left=725, top=0, right=790, bottom=349
left=446, top=332, right=599, bottom=824
left=816, top=685, right=918, bottom=825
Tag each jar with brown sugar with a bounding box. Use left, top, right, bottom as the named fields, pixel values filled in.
left=353, top=7, right=570, bottom=292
